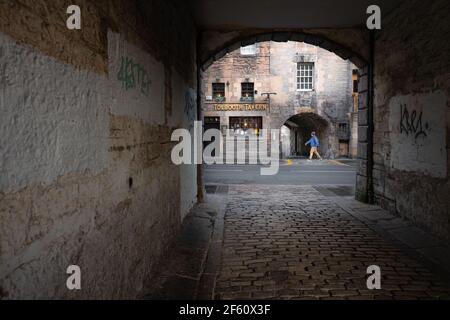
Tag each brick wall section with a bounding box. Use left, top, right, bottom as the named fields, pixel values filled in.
left=0, top=0, right=197, bottom=298
left=372, top=0, right=450, bottom=240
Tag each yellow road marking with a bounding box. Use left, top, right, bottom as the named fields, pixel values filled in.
left=328, top=160, right=350, bottom=166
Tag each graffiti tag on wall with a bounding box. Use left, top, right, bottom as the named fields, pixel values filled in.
left=117, top=56, right=151, bottom=97
left=389, top=92, right=446, bottom=178
left=399, top=104, right=429, bottom=139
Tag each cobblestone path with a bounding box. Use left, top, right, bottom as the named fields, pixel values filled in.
left=214, top=185, right=450, bottom=300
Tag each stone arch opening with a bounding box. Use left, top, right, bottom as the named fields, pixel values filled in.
left=200, top=31, right=368, bottom=71
left=199, top=31, right=368, bottom=160
left=199, top=31, right=371, bottom=201
left=281, top=112, right=331, bottom=158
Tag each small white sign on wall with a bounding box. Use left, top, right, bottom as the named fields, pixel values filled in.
left=389, top=91, right=447, bottom=178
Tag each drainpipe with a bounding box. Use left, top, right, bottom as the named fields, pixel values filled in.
left=196, top=31, right=205, bottom=203
left=367, top=30, right=375, bottom=204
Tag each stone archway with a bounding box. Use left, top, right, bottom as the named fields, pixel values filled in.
left=198, top=30, right=372, bottom=202
left=281, top=112, right=334, bottom=159
left=200, top=31, right=368, bottom=71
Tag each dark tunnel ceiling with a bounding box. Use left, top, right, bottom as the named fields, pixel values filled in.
left=285, top=113, right=329, bottom=129
left=189, top=0, right=404, bottom=29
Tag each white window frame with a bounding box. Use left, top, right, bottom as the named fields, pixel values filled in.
left=296, top=62, right=314, bottom=91
left=240, top=44, right=257, bottom=56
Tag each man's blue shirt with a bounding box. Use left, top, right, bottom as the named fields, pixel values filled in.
left=306, top=136, right=320, bottom=147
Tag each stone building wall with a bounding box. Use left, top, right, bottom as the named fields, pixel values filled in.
left=202, top=41, right=355, bottom=158
left=202, top=42, right=271, bottom=133
left=0, top=0, right=197, bottom=299
left=371, top=0, right=450, bottom=240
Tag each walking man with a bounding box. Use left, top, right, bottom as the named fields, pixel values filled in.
left=305, top=131, right=323, bottom=161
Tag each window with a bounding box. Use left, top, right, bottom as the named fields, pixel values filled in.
left=212, top=83, right=225, bottom=101
left=352, top=70, right=359, bottom=93
left=338, top=123, right=349, bottom=138
left=353, top=79, right=359, bottom=93
left=240, top=44, right=257, bottom=56
left=241, top=82, right=254, bottom=100
left=296, top=63, right=314, bottom=91
left=229, top=117, right=262, bottom=136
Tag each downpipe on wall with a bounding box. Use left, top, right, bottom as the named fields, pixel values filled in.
left=196, top=31, right=205, bottom=203
left=367, top=30, right=375, bottom=204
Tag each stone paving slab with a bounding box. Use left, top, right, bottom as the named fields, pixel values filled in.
left=376, top=218, right=413, bottom=230
left=388, top=227, right=443, bottom=249
left=334, top=196, right=450, bottom=274
left=417, top=246, right=450, bottom=271
left=143, top=199, right=218, bottom=299
left=214, top=185, right=450, bottom=300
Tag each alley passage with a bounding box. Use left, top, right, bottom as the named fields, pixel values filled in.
left=214, top=185, right=450, bottom=300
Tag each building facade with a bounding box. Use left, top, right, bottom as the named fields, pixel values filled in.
left=201, top=41, right=358, bottom=159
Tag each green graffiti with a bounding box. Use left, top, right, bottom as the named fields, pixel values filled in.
left=117, top=56, right=151, bottom=97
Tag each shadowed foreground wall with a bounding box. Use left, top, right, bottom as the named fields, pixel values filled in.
left=0, top=0, right=197, bottom=299
left=371, top=0, right=450, bottom=240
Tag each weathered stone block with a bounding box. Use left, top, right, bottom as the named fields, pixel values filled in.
left=358, top=125, right=368, bottom=142
left=358, top=109, right=368, bottom=126
left=358, top=92, right=367, bottom=110
left=357, top=143, right=368, bottom=160
left=357, top=159, right=367, bottom=176
left=355, top=174, right=368, bottom=203
left=358, top=74, right=368, bottom=92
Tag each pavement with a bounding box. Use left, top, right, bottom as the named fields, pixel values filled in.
left=144, top=159, right=450, bottom=300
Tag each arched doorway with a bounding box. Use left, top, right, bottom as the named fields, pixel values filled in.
left=281, top=112, right=332, bottom=159
left=198, top=31, right=371, bottom=202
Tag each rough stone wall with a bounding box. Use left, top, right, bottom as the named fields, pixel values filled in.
left=0, top=0, right=197, bottom=299
left=372, top=0, right=450, bottom=240
left=199, top=28, right=369, bottom=70
left=204, top=42, right=271, bottom=102
left=202, top=42, right=271, bottom=130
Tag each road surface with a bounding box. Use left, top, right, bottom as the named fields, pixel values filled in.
left=203, top=159, right=357, bottom=186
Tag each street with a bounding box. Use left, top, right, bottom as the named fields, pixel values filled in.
left=203, top=159, right=357, bottom=186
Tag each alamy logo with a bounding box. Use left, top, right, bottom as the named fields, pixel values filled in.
left=366, top=5, right=381, bottom=30
left=66, top=265, right=81, bottom=290
left=66, top=5, right=81, bottom=30
left=366, top=265, right=381, bottom=290
left=171, top=121, right=280, bottom=175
